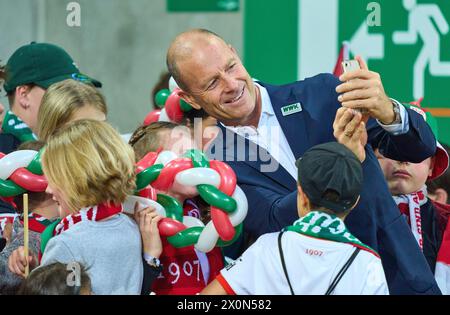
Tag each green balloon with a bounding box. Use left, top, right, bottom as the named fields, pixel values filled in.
left=184, top=149, right=210, bottom=168
left=26, top=149, right=43, bottom=175
left=179, top=99, right=193, bottom=112
left=157, top=193, right=183, bottom=222
left=197, top=184, right=237, bottom=213
left=155, top=89, right=170, bottom=108
left=217, top=223, right=243, bottom=247
left=135, top=164, right=163, bottom=191
left=0, top=179, right=26, bottom=197
left=40, top=219, right=61, bottom=254
left=167, top=227, right=203, bottom=248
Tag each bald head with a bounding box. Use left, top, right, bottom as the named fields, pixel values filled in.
left=166, top=29, right=226, bottom=91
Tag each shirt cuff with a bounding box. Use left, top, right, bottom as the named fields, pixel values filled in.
left=376, top=99, right=410, bottom=135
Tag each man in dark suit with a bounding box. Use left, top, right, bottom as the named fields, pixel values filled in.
left=167, top=29, right=440, bottom=294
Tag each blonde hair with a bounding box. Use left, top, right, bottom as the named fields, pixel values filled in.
left=37, top=79, right=107, bottom=142
left=42, top=120, right=136, bottom=213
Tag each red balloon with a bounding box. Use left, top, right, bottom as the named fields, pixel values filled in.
left=211, top=207, right=235, bottom=241
left=210, top=160, right=236, bottom=196
left=151, top=158, right=193, bottom=191
left=138, top=186, right=157, bottom=201
left=143, top=110, right=161, bottom=126
left=159, top=217, right=186, bottom=237
left=136, top=152, right=159, bottom=173
left=165, top=90, right=184, bottom=123
left=9, top=168, right=47, bottom=192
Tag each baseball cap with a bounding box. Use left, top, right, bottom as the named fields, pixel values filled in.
left=296, top=142, right=363, bottom=213
left=3, top=42, right=102, bottom=93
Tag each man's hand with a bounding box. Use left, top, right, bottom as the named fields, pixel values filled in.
left=333, top=107, right=367, bottom=162
left=336, top=56, right=395, bottom=124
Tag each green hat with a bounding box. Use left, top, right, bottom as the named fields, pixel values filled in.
left=3, top=42, right=102, bottom=93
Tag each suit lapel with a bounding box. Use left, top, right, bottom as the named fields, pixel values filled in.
left=260, top=82, right=310, bottom=160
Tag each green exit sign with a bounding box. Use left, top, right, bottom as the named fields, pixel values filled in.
left=167, top=0, right=239, bottom=12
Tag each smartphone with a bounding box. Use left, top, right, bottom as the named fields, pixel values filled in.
left=341, top=60, right=367, bottom=114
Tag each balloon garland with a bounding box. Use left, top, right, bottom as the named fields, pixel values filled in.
left=144, top=77, right=193, bottom=125
left=132, top=149, right=248, bottom=253
left=0, top=150, right=47, bottom=197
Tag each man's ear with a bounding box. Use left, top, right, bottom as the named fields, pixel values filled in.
left=178, top=90, right=201, bottom=110
left=433, top=188, right=448, bottom=204
left=15, top=85, right=31, bottom=109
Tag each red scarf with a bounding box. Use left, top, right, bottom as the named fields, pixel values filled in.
left=54, top=203, right=123, bottom=236
left=19, top=212, right=54, bottom=233
left=151, top=199, right=224, bottom=295
left=393, top=186, right=428, bottom=250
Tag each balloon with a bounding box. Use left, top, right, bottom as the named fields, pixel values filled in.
left=0, top=179, right=26, bottom=197
left=151, top=158, right=192, bottom=191
left=158, top=218, right=186, bottom=236
left=154, top=150, right=178, bottom=166
left=168, top=227, right=203, bottom=248
left=165, top=90, right=184, bottom=123
left=9, top=169, right=47, bottom=192
left=26, top=150, right=44, bottom=175
left=122, top=195, right=166, bottom=217
left=143, top=110, right=161, bottom=126
left=158, top=108, right=170, bottom=122
left=179, top=99, right=193, bottom=112
left=131, top=149, right=248, bottom=253
left=157, top=194, right=183, bottom=222
left=137, top=186, right=157, bottom=201
left=210, top=160, right=236, bottom=196
left=136, top=164, right=163, bottom=191
left=136, top=152, right=160, bottom=172
left=197, top=184, right=237, bottom=213
left=169, top=76, right=179, bottom=92
left=155, top=89, right=170, bottom=108
left=0, top=150, right=37, bottom=179
left=174, top=168, right=221, bottom=188
left=211, top=206, right=235, bottom=241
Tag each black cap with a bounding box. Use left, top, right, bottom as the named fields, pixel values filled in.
left=296, top=142, right=363, bottom=213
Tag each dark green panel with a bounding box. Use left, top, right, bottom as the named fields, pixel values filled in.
left=167, top=0, right=239, bottom=12
left=244, top=0, right=298, bottom=84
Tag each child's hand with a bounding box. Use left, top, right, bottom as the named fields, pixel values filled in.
left=8, top=246, right=37, bottom=278
left=135, top=204, right=163, bottom=259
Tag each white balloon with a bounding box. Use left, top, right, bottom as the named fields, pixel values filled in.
left=195, top=221, right=219, bottom=253
left=175, top=168, right=221, bottom=188
left=169, top=76, right=179, bottom=92
left=229, top=185, right=248, bottom=226
left=0, top=150, right=38, bottom=179
left=182, top=216, right=205, bottom=228
left=155, top=150, right=178, bottom=166
left=158, top=108, right=170, bottom=122
left=123, top=195, right=166, bottom=217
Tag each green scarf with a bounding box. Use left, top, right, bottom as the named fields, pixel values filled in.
left=1, top=111, right=37, bottom=143
left=285, top=211, right=376, bottom=254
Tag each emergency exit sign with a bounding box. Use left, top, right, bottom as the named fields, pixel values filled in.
left=167, top=0, right=239, bottom=12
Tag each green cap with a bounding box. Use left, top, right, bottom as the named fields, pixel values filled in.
left=3, top=42, right=102, bottom=93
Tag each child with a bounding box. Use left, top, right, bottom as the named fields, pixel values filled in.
left=129, top=122, right=224, bottom=295
left=201, top=142, right=389, bottom=295
left=9, top=120, right=143, bottom=294
left=373, top=106, right=450, bottom=272
left=18, top=262, right=91, bottom=295
left=0, top=141, right=59, bottom=294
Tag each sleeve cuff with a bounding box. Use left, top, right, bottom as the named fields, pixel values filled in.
left=216, top=273, right=236, bottom=295
left=376, top=99, right=409, bottom=135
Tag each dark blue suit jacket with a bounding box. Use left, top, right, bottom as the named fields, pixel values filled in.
left=207, top=73, right=441, bottom=295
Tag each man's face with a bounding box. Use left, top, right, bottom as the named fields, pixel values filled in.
left=375, top=149, right=434, bottom=195
left=178, top=39, right=257, bottom=125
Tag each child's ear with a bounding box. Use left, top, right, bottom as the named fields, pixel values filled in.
left=429, top=156, right=436, bottom=177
